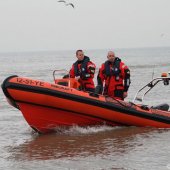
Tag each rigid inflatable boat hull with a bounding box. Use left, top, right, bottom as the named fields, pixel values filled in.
left=2, top=75, right=170, bottom=133
left=18, top=103, right=118, bottom=133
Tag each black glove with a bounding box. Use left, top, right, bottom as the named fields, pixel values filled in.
left=63, top=74, right=69, bottom=79
left=89, top=66, right=95, bottom=74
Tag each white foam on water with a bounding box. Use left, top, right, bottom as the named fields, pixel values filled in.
left=54, top=125, right=121, bottom=135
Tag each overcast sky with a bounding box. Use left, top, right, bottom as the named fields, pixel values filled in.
left=0, top=0, right=170, bottom=52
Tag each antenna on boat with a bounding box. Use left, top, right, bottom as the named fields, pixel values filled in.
left=152, top=65, right=155, bottom=80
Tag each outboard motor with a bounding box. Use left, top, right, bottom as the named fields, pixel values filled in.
left=152, top=103, right=169, bottom=111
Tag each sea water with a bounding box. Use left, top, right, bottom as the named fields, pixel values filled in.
left=0, top=47, right=170, bottom=170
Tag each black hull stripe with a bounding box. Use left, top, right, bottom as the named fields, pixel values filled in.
left=3, top=80, right=170, bottom=125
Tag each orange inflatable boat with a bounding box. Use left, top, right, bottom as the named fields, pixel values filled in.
left=1, top=73, right=170, bottom=133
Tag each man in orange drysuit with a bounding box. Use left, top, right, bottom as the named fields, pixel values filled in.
left=69, top=50, right=96, bottom=92
left=97, top=51, right=130, bottom=100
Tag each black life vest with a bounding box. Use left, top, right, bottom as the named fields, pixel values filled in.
left=104, top=57, right=121, bottom=77
left=74, top=56, right=90, bottom=77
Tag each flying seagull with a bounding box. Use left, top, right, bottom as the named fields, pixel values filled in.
left=66, top=3, right=74, bottom=8
left=58, top=0, right=66, bottom=3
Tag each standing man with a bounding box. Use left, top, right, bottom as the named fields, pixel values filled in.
left=97, top=51, right=130, bottom=100
left=69, top=49, right=96, bottom=92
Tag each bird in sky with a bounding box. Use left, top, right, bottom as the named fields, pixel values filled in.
left=58, top=0, right=66, bottom=3
left=57, top=0, right=75, bottom=9
left=66, top=3, right=74, bottom=8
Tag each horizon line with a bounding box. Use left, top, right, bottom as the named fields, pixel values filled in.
left=0, top=45, right=170, bottom=54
